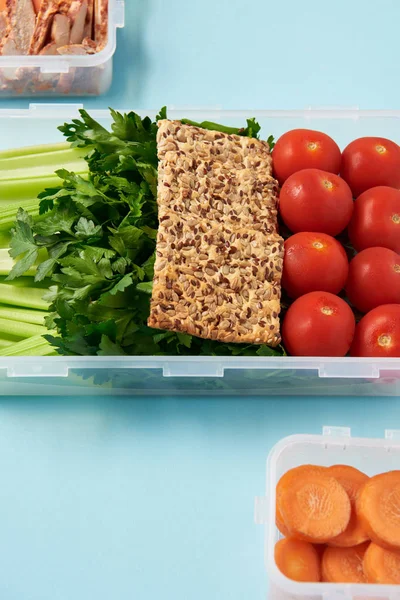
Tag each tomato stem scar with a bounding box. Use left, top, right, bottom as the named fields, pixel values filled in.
left=378, top=334, right=391, bottom=347
left=321, top=306, right=334, bottom=316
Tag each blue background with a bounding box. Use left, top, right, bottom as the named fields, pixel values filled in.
left=1, top=1, right=400, bottom=599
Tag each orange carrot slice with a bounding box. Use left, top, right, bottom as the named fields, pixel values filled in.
left=276, top=501, right=291, bottom=537
left=363, top=542, right=400, bottom=584
left=278, top=466, right=351, bottom=543
left=322, top=542, right=369, bottom=583
left=357, top=470, right=400, bottom=551
left=276, top=465, right=328, bottom=540
left=327, top=465, right=369, bottom=547
left=275, top=537, right=321, bottom=583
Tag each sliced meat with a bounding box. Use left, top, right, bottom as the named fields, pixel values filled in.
left=56, top=42, right=87, bottom=54
left=51, top=12, right=70, bottom=47
left=0, top=10, right=7, bottom=38
left=1, top=35, right=18, bottom=54
left=39, top=40, right=57, bottom=54
left=29, top=0, right=67, bottom=54
left=81, top=35, right=95, bottom=53
left=68, top=0, right=86, bottom=44
left=94, top=0, right=107, bottom=49
left=83, top=0, right=92, bottom=38
left=5, top=0, right=36, bottom=54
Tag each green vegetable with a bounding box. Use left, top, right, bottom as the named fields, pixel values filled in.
left=0, top=282, right=48, bottom=310
left=0, top=305, right=46, bottom=325
left=9, top=108, right=284, bottom=357
left=0, top=334, right=56, bottom=357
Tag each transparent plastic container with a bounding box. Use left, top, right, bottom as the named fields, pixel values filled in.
left=1, top=104, right=400, bottom=396
left=0, top=0, right=125, bottom=97
left=255, top=426, right=400, bottom=600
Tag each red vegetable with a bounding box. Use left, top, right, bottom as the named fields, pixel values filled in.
left=341, top=137, right=400, bottom=197
left=350, top=304, right=400, bottom=357
left=348, top=186, right=400, bottom=253
left=279, top=168, right=353, bottom=236
left=282, top=232, right=349, bottom=299
left=272, top=129, right=341, bottom=186
left=346, top=247, right=400, bottom=314
left=282, top=292, right=356, bottom=357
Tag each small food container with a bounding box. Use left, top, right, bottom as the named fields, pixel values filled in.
left=255, top=426, right=400, bottom=600
left=0, top=0, right=124, bottom=96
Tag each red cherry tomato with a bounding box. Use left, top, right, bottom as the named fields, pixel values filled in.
left=350, top=304, right=400, bottom=357
left=348, top=186, right=400, bottom=253
left=272, top=129, right=341, bottom=186
left=282, top=232, right=349, bottom=299
left=282, top=291, right=356, bottom=357
left=346, top=247, right=400, bottom=314
left=341, top=137, right=400, bottom=197
left=279, top=168, right=354, bottom=236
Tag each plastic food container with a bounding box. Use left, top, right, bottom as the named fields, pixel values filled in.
left=255, top=426, right=400, bottom=600
left=0, top=0, right=125, bottom=97
left=1, top=105, right=400, bottom=396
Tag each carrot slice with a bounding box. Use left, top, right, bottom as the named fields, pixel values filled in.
left=276, top=502, right=291, bottom=537
left=322, top=542, right=369, bottom=583
left=363, top=542, right=400, bottom=584
left=278, top=466, right=351, bottom=543
left=276, top=465, right=327, bottom=540
left=327, top=465, right=369, bottom=547
left=275, top=537, right=321, bottom=582
left=356, top=470, right=400, bottom=550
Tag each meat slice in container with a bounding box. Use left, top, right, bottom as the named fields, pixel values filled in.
left=5, top=0, right=36, bottom=54
left=68, top=0, right=87, bottom=44
left=83, top=0, right=93, bottom=38
left=94, top=0, right=107, bottom=49
left=29, top=0, right=68, bottom=54
left=51, top=12, right=70, bottom=47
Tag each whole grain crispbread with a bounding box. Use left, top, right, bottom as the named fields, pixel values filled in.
left=148, top=120, right=284, bottom=346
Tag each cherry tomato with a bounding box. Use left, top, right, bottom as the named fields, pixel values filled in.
left=272, top=129, right=341, bottom=186
left=282, top=232, right=349, bottom=299
left=279, top=168, right=354, bottom=236
left=282, top=291, right=356, bottom=357
left=348, top=186, right=400, bottom=253
left=346, top=247, right=400, bottom=314
left=341, top=137, right=400, bottom=197
left=350, top=304, right=400, bottom=357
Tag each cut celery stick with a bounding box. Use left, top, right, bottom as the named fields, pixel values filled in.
left=0, top=334, right=56, bottom=356
left=0, top=318, right=47, bottom=338
left=0, top=338, right=15, bottom=349
left=0, top=306, right=46, bottom=325
left=0, top=145, right=88, bottom=171
left=0, top=249, right=48, bottom=275
left=0, top=169, right=88, bottom=203
left=0, top=160, right=89, bottom=182
left=0, top=142, right=74, bottom=160
left=0, top=276, right=50, bottom=289
left=0, top=283, right=48, bottom=310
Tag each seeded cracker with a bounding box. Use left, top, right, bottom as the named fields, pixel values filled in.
left=148, top=120, right=284, bottom=346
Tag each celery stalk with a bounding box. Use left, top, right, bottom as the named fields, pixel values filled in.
left=0, top=142, right=76, bottom=160
left=0, top=318, right=47, bottom=338
left=0, top=306, right=47, bottom=325
left=0, top=338, right=15, bottom=349
left=0, top=249, right=48, bottom=276
left=0, top=335, right=56, bottom=356
left=0, top=283, right=48, bottom=310
left=0, top=171, right=88, bottom=203
left=0, top=160, right=89, bottom=182
left=0, top=144, right=87, bottom=168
